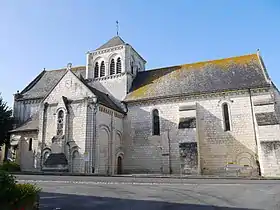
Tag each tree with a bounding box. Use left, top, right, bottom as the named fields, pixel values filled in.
left=0, top=93, right=13, bottom=147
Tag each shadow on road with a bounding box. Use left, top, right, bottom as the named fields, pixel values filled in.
left=39, top=192, right=260, bottom=210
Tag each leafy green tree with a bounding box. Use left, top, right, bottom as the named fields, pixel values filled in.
left=0, top=93, right=13, bottom=147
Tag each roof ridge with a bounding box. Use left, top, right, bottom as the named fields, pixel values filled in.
left=45, top=65, right=86, bottom=72
left=145, top=53, right=258, bottom=73
left=95, top=36, right=126, bottom=51
left=20, top=70, right=46, bottom=94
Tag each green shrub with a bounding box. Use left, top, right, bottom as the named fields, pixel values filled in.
left=0, top=171, right=41, bottom=209
left=10, top=183, right=41, bottom=209
left=0, top=161, right=21, bottom=172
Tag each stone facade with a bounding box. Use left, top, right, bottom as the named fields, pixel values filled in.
left=10, top=36, right=280, bottom=177
left=124, top=90, right=265, bottom=176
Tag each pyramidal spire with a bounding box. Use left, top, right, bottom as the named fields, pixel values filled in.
left=95, top=36, right=126, bottom=51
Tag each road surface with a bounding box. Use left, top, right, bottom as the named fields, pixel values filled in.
left=16, top=175, right=280, bottom=210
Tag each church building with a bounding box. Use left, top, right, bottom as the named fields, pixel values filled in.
left=9, top=36, right=280, bottom=177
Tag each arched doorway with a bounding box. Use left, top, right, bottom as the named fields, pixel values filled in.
left=98, top=126, right=110, bottom=175
left=72, top=150, right=80, bottom=173
left=117, top=156, right=122, bottom=174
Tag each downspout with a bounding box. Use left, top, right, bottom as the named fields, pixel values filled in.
left=66, top=108, right=70, bottom=172
left=92, top=104, right=98, bottom=173
left=109, top=112, right=114, bottom=175
left=167, top=128, right=172, bottom=174
left=40, top=102, right=48, bottom=171
left=248, top=88, right=261, bottom=176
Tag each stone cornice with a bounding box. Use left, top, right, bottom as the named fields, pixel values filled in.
left=90, top=45, right=124, bottom=56
left=99, top=104, right=124, bottom=118
left=86, top=72, right=132, bottom=82
left=16, top=98, right=42, bottom=104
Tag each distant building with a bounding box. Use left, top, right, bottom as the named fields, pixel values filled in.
left=9, top=36, right=280, bottom=177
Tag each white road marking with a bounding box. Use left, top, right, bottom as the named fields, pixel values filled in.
left=17, top=180, right=242, bottom=186
left=40, top=196, right=67, bottom=199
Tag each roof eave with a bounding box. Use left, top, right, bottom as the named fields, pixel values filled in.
left=9, top=128, right=38, bottom=133
left=125, top=85, right=272, bottom=103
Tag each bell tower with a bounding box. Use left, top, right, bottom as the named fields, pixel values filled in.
left=85, top=36, right=146, bottom=101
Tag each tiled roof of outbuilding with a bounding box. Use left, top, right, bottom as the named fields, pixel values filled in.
left=9, top=113, right=39, bottom=133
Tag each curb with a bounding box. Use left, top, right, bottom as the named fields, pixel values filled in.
left=11, top=172, right=280, bottom=180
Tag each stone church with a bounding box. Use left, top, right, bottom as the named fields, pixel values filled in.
left=9, top=36, right=280, bottom=177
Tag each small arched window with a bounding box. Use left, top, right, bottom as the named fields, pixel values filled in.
left=28, top=138, right=32, bottom=151
left=116, top=57, right=122, bottom=74
left=152, top=109, right=160, bottom=135
left=100, top=61, right=105, bottom=77
left=222, top=103, right=231, bottom=131
left=57, top=110, right=64, bottom=136
left=131, top=62, right=134, bottom=74
left=94, top=62, right=99, bottom=78
left=110, top=59, right=115, bottom=75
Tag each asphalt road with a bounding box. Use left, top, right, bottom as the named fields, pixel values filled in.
left=16, top=175, right=280, bottom=210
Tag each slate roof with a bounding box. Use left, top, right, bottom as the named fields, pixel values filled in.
left=9, top=113, right=39, bottom=133
left=44, top=153, right=68, bottom=166
left=96, top=36, right=126, bottom=51
left=18, top=66, right=86, bottom=100
left=125, top=54, right=270, bottom=102
left=79, top=75, right=125, bottom=114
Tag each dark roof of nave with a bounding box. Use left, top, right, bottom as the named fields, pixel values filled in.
left=124, top=53, right=271, bottom=102
left=95, top=36, right=126, bottom=51
left=16, top=65, right=125, bottom=114
left=78, top=75, right=125, bottom=113
left=19, top=66, right=86, bottom=100
left=17, top=53, right=271, bottom=106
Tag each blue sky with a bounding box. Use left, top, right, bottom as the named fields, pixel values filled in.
left=1, top=0, right=280, bottom=106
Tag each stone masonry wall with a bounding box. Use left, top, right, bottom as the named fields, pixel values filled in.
left=15, top=131, right=38, bottom=172
left=13, top=99, right=41, bottom=125
left=256, top=87, right=280, bottom=177
left=96, top=106, right=124, bottom=175
left=41, top=70, right=95, bottom=173
left=125, top=90, right=260, bottom=175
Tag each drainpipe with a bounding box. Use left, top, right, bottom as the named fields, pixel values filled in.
left=40, top=102, right=48, bottom=171
left=67, top=108, right=71, bottom=172
left=92, top=103, right=98, bottom=174
left=167, top=128, right=172, bottom=174
left=109, top=112, right=114, bottom=175
left=248, top=88, right=261, bottom=176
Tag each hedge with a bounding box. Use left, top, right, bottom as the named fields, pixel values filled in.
left=0, top=170, right=41, bottom=210
left=0, top=161, right=21, bottom=172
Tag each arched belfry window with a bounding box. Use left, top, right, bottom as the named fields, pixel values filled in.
left=222, top=103, right=231, bottom=131
left=100, top=61, right=105, bottom=77
left=116, top=57, right=122, bottom=74
left=110, top=59, right=115, bottom=75
left=152, top=109, right=160, bottom=135
left=94, top=62, right=99, bottom=78
left=57, top=110, right=64, bottom=136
